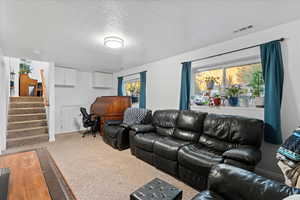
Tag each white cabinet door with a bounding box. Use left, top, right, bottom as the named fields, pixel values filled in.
left=64, top=69, right=77, bottom=86
left=55, top=67, right=77, bottom=87
left=93, top=72, right=112, bottom=88
left=55, top=67, right=65, bottom=86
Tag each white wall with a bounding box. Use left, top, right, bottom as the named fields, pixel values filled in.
left=5, top=57, right=49, bottom=97
left=55, top=69, right=112, bottom=134
left=113, top=19, right=300, bottom=179
left=0, top=48, right=9, bottom=153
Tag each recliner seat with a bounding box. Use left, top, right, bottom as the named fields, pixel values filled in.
left=152, top=110, right=207, bottom=176
left=129, top=110, right=264, bottom=189
left=178, top=114, right=263, bottom=189
left=131, top=110, right=179, bottom=164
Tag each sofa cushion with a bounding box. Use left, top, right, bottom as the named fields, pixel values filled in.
left=152, top=110, right=179, bottom=136
left=153, top=137, right=190, bottom=161
left=203, top=114, right=263, bottom=148
left=173, top=111, right=207, bottom=142
left=134, top=133, right=163, bottom=152
left=178, top=144, right=223, bottom=174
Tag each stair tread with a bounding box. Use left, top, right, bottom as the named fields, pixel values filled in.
left=8, top=119, right=47, bottom=124
left=8, top=113, right=46, bottom=117
left=10, top=102, right=44, bottom=104
left=7, top=134, right=48, bottom=142
left=7, top=126, right=48, bottom=133
left=10, top=107, right=45, bottom=110
left=10, top=97, right=43, bottom=99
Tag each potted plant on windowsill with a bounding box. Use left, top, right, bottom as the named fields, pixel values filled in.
left=205, top=76, right=220, bottom=90
left=213, top=94, right=221, bottom=106
left=249, top=70, right=264, bottom=108
left=19, top=59, right=32, bottom=75
left=226, top=85, right=243, bottom=107
left=125, top=80, right=140, bottom=104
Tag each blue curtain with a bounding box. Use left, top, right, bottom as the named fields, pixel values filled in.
left=139, top=71, right=147, bottom=108
left=117, top=77, right=123, bottom=96
left=260, top=40, right=284, bottom=144
left=179, top=62, right=192, bottom=110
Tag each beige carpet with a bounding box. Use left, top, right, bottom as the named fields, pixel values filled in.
left=5, top=133, right=198, bottom=200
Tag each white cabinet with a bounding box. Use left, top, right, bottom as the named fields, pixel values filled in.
left=55, top=67, right=77, bottom=87
left=55, top=67, right=65, bottom=86
left=64, top=69, right=76, bottom=86
left=92, top=72, right=113, bottom=88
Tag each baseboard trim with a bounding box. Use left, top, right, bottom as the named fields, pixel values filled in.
left=55, top=130, right=86, bottom=136
left=56, top=130, right=85, bottom=135
left=255, top=167, right=284, bottom=182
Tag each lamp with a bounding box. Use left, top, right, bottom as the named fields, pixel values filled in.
left=104, top=36, right=124, bottom=49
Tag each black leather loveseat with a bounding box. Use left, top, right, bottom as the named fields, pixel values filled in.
left=129, top=109, right=264, bottom=189
left=191, top=164, right=300, bottom=200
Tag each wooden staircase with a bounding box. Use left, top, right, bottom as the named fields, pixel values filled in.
left=7, top=97, right=49, bottom=148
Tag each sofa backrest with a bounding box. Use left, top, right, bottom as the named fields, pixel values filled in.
left=208, top=164, right=300, bottom=200
left=173, top=110, right=207, bottom=142
left=152, top=110, right=179, bottom=136
left=199, top=114, right=263, bottom=152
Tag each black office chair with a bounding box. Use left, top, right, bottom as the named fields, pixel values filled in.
left=80, top=107, right=98, bottom=137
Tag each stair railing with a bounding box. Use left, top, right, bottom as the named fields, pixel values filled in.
left=40, top=69, right=49, bottom=106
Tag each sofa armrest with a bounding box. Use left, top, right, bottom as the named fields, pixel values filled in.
left=223, top=158, right=255, bottom=171
left=105, top=120, right=123, bottom=126
left=130, top=124, right=155, bottom=133
left=120, top=123, right=129, bottom=128
left=223, top=147, right=261, bottom=165
left=207, top=164, right=300, bottom=199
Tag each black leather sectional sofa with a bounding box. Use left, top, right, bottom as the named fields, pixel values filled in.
left=192, top=164, right=300, bottom=200
left=129, top=109, right=264, bottom=189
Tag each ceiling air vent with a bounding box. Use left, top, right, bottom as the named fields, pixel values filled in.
left=233, top=25, right=253, bottom=34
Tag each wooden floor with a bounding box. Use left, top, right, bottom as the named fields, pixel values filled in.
left=0, top=151, right=51, bottom=200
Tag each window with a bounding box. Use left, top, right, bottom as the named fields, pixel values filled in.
left=124, top=78, right=140, bottom=106
left=191, top=62, right=264, bottom=107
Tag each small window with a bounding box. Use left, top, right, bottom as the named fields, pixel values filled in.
left=124, top=78, right=140, bottom=107
left=191, top=62, right=264, bottom=107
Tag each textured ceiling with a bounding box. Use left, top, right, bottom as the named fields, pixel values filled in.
left=1, top=0, right=300, bottom=72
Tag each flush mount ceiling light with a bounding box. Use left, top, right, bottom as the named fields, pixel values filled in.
left=104, top=36, right=124, bottom=49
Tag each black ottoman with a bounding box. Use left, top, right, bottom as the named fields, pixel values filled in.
left=130, top=178, right=182, bottom=200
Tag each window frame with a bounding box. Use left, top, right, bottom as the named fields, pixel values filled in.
left=123, top=74, right=141, bottom=107
left=191, top=56, right=263, bottom=107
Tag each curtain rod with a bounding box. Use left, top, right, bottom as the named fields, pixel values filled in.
left=182, top=38, right=285, bottom=64
left=119, top=70, right=147, bottom=78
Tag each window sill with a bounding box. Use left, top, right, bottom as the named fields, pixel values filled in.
left=191, top=105, right=263, bottom=111
left=190, top=105, right=264, bottom=120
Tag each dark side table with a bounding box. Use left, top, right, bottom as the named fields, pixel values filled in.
left=130, top=178, right=182, bottom=200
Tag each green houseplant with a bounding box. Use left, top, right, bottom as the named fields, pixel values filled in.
left=205, top=76, right=220, bottom=90
left=226, top=85, right=243, bottom=106
left=19, top=59, right=32, bottom=74
left=249, top=70, right=264, bottom=107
